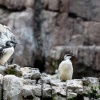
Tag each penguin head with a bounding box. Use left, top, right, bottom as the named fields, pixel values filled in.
left=6, top=40, right=17, bottom=47
left=64, top=54, right=72, bottom=60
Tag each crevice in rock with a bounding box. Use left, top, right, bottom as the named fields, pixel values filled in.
left=77, top=94, right=84, bottom=100
left=0, top=84, right=3, bottom=100
left=34, top=0, right=43, bottom=53
left=44, top=8, right=60, bottom=13
left=43, top=97, right=53, bottom=100
left=22, top=95, right=33, bottom=100
left=0, top=4, right=26, bottom=12
left=34, top=56, right=45, bottom=73
left=68, top=12, right=88, bottom=21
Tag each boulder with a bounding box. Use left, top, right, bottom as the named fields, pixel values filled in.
left=3, top=75, right=23, bottom=100
left=4, top=64, right=22, bottom=77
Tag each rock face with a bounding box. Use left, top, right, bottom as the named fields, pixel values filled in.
left=34, top=0, right=100, bottom=77
left=0, top=24, right=15, bottom=47
left=0, top=0, right=36, bottom=67
left=0, top=68, right=100, bottom=100
left=0, top=0, right=100, bottom=78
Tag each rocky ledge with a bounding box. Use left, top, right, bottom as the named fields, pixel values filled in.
left=0, top=66, right=99, bottom=100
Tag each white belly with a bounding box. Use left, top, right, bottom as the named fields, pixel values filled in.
left=58, top=60, right=73, bottom=81
left=0, top=47, right=14, bottom=65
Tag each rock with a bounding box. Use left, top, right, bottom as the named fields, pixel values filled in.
left=23, top=67, right=41, bottom=80
left=0, top=24, right=15, bottom=47
left=84, top=22, right=100, bottom=45
left=22, top=84, right=41, bottom=99
left=42, top=0, right=60, bottom=11
left=42, top=83, right=52, bottom=98
left=69, top=34, right=84, bottom=46
left=67, top=92, right=77, bottom=100
left=29, top=68, right=41, bottom=80
left=0, top=70, right=99, bottom=100
left=4, top=64, right=22, bottom=77
left=22, top=85, right=34, bottom=99
left=60, top=0, right=70, bottom=13
left=0, top=66, right=6, bottom=75
left=69, top=0, right=100, bottom=22
left=34, top=97, right=40, bottom=100
left=93, top=47, right=100, bottom=71
left=7, top=9, right=36, bottom=67
left=51, top=80, right=66, bottom=97
left=53, top=94, right=66, bottom=100
left=48, top=0, right=60, bottom=11
left=82, top=77, right=100, bottom=100
left=3, top=75, right=23, bottom=100
left=0, top=74, right=3, bottom=100
left=33, top=84, right=41, bottom=97
left=23, top=79, right=36, bottom=85
left=25, top=0, right=34, bottom=8
left=0, top=0, right=25, bottom=10
left=66, top=79, right=83, bottom=99
left=78, top=46, right=95, bottom=67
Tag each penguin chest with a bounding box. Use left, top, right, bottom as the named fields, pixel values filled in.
left=59, top=61, right=73, bottom=81
left=0, top=47, right=14, bottom=65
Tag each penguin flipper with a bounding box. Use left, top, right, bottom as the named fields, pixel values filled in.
left=0, top=48, right=6, bottom=59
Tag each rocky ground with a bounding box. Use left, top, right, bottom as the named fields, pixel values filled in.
left=0, top=66, right=100, bottom=100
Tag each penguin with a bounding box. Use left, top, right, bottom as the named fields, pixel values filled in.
left=0, top=41, right=17, bottom=67
left=58, top=54, right=73, bottom=81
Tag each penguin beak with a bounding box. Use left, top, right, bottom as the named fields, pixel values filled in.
left=11, top=40, right=18, bottom=45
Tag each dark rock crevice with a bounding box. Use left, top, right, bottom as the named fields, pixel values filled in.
left=68, top=12, right=89, bottom=21
left=0, top=4, right=26, bottom=12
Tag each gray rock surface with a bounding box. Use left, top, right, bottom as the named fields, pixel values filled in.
left=4, top=64, right=22, bottom=77
left=0, top=24, right=15, bottom=47
left=3, top=75, right=23, bottom=100
left=0, top=68, right=99, bottom=100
